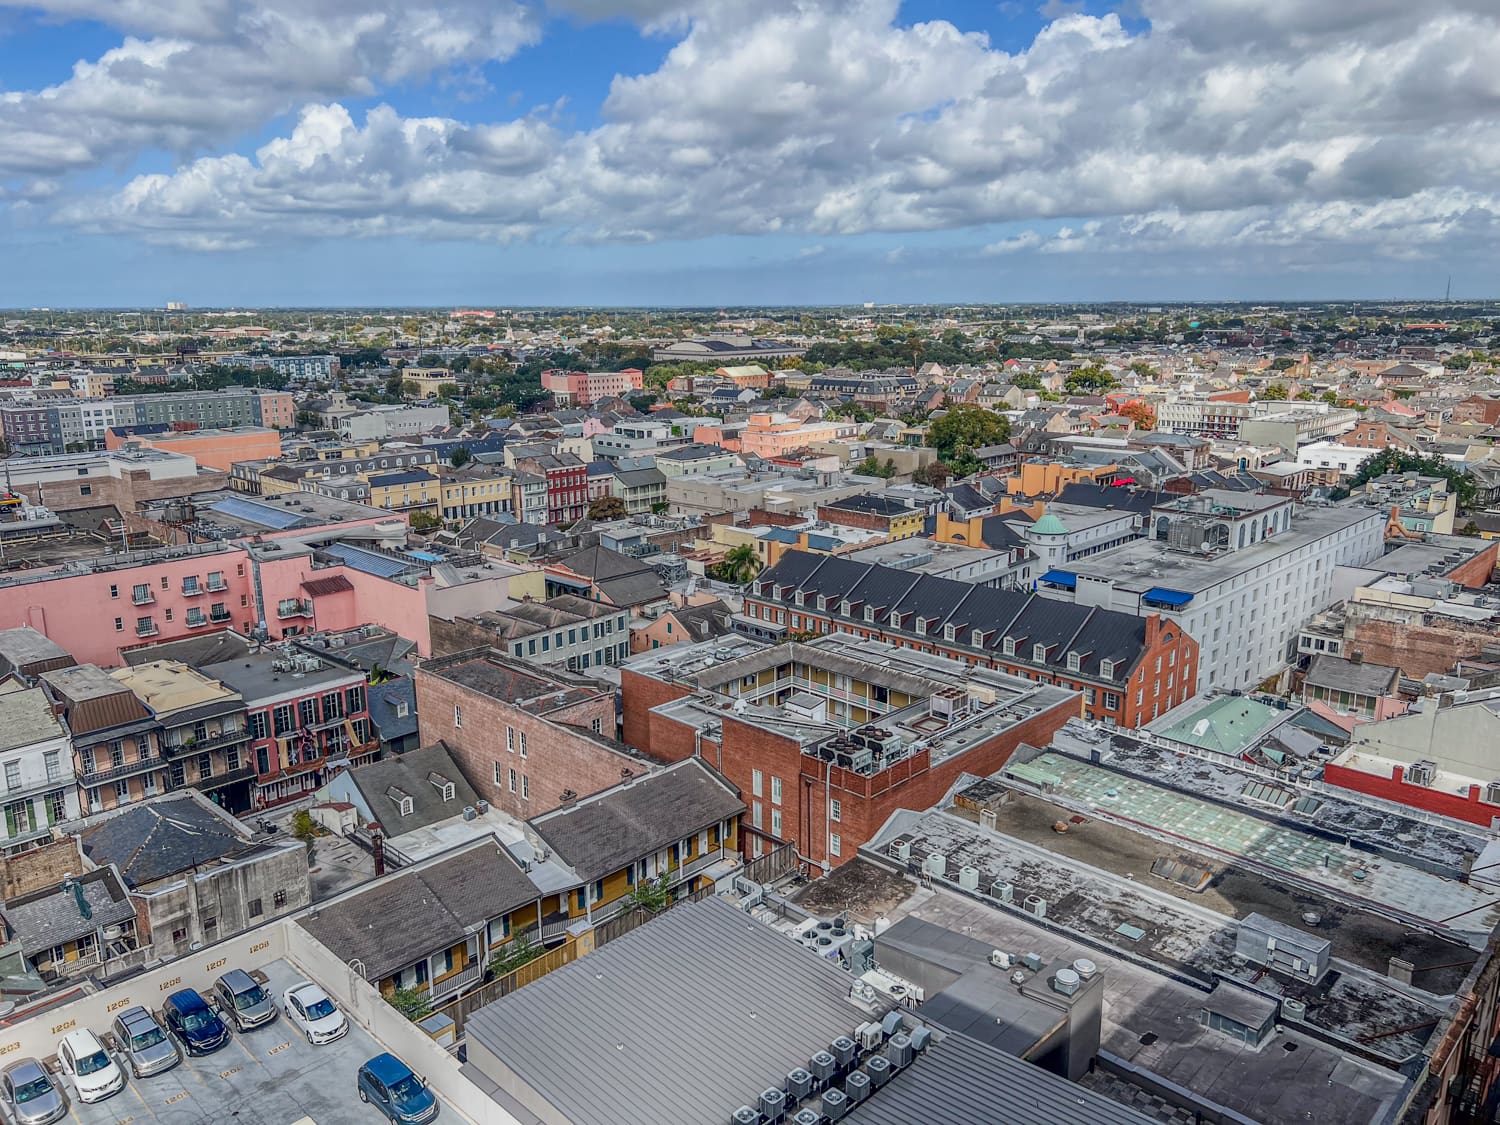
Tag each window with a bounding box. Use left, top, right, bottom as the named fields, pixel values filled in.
left=3, top=762, right=19, bottom=791
left=519, top=731, right=528, bottom=757
left=273, top=705, right=294, bottom=736
left=771, top=809, right=783, bottom=837
left=109, top=584, right=118, bottom=599
left=347, top=684, right=365, bottom=713
left=114, top=618, right=123, bottom=631
left=43, top=751, right=59, bottom=782
left=197, top=754, right=212, bottom=779
left=298, top=698, right=317, bottom=728
left=453, top=705, right=462, bottom=729
left=508, top=768, right=517, bottom=793
left=521, top=775, right=530, bottom=800
left=248, top=898, right=263, bottom=918
left=752, top=769, right=763, bottom=798
left=590, top=718, right=601, bottom=735
left=752, top=802, right=763, bottom=829
left=273, top=890, right=287, bottom=909
left=771, top=776, right=783, bottom=805
left=830, top=834, right=842, bottom=857
left=170, top=762, right=186, bottom=788
left=830, top=798, right=841, bottom=822
left=171, top=927, right=187, bottom=945
left=493, top=762, right=504, bottom=786
left=321, top=692, right=342, bottom=721
left=226, top=747, right=239, bottom=771
left=506, top=726, right=515, bottom=752
left=249, top=712, right=269, bottom=740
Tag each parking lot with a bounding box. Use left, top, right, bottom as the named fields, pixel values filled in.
left=51, top=960, right=456, bottom=1125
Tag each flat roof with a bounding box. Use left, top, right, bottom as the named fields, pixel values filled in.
left=1065, top=504, right=1382, bottom=595
left=201, top=648, right=362, bottom=703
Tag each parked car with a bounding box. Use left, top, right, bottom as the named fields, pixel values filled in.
left=357, top=1053, right=440, bottom=1124
left=111, top=1006, right=181, bottom=1079
left=56, top=1029, right=125, bottom=1104
left=213, top=969, right=278, bottom=1032
left=161, top=989, right=230, bottom=1056
left=282, top=980, right=348, bottom=1045
left=0, top=1058, right=67, bottom=1125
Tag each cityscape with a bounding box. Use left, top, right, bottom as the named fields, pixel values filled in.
left=3, top=2, right=1500, bottom=1125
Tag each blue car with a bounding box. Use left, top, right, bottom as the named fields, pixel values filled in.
left=357, top=1053, right=440, bottom=1124
left=161, top=989, right=230, bottom=1056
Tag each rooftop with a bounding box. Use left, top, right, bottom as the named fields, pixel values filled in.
left=1153, top=693, right=1291, bottom=756
left=0, top=686, right=67, bottom=753
left=110, top=660, right=241, bottom=719
left=420, top=651, right=611, bottom=715
left=79, top=791, right=269, bottom=887
left=200, top=646, right=364, bottom=703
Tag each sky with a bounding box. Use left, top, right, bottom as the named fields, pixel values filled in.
left=0, top=0, right=1498, bottom=307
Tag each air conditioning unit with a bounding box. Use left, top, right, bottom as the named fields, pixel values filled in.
left=786, top=1068, right=812, bottom=1101
left=886, top=1033, right=914, bottom=1069
left=890, top=839, right=911, bottom=862
left=866, top=1055, right=893, bottom=1089
left=462, top=806, right=477, bottom=822
left=957, top=866, right=979, bottom=891
left=730, top=1108, right=758, bottom=1125
left=856, top=1022, right=883, bottom=1051
left=759, top=1088, right=786, bottom=1121
left=923, top=852, right=946, bottom=878
left=989, top=950, right=1011, bottom=970
left=1406, top=760, right=1436, bottom=787
left=844, top=1070, right=871, bottom=1104
left=791, top=1111, right=820, bottom=1125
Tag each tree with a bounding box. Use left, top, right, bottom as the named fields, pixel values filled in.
left=715, top=544, right=762, bottom=585
left=1118, top=401, right=1156, bottom=431
left=926, top=404, right=1009, bottom=479
left=1010, top=372, right=1043, bottom=390
left=588, top=495, right=627, bottom=521
left=449, top=447, right=473, bottom=468
left=625, top=873, right=672, bottom=913
left=1352, top=447, right=1477, bottom=508
left=854, top=455, right=897, bottom=479
left=400, top=380, right=420, bottom=399
left=437, top=382, right=461, bottom=399
left=1271, top=356, right=1298, bottom=371
left=409, top=511, right=443, bottom=532
left=1063, top=365, right=1117, bottom=394
left=1260, top=383, right=1289, bottom=401
left=290, top=811, right=317, bottom=840
left=488, top=935, right=542, bottom=978
left=387, top=988, right=431, bottom=1022
left=923, top=461, right=952, bottom=489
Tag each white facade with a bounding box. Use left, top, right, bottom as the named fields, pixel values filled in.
left=337, top=404, right=450, bottom=441
left=1040, top=496, right=1385, bottom=694
left=0, top=688, right=80, bottom=851
left=1296, top=441, right=1376, bottom=477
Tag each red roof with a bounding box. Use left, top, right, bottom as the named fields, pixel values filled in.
left=302, top=575, right=355, bottom=598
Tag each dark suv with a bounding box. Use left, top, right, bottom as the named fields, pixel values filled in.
left=357, top=1053, right=439, bottom=1124
left=162, top=989, right=230, bottom=1056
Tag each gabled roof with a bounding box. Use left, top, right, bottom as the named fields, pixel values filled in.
left=3, top=867, right=134, bottom=953
left=300, top=841, right=539, bottom=979
left=346, top=742, right=480, bottom=833
left=532, top=759, right=744, bottom=884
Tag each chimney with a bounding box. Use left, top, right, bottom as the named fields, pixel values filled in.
left=559, top=788, right=579, bottom=810
left=370, top=823, right=386, bottom=878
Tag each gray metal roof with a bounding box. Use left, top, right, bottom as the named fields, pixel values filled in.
left=464, top=896, right=874, bottom=1125
left=345, top=742, right=479, bottom=834
left=842, top=1030, right=1155, bottom=1125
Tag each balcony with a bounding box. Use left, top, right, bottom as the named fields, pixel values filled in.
left=134, top=621, right=159, bottom=638
left=180, top=582, right=205, bottom=597
left=131, top=590, right=154, bottom=606
left=277, top=599, right=314, bottom=620
left=184, top=613, right=210, bottom=629
left=209, top=608, right=233, bottom=623
left=164, top=727, right=250, bottom=755
left=80, top=756, right=162, bottom=787
left=426, top=959, right=484, bottom=1004
left=205, top=577, right=229, bottom=593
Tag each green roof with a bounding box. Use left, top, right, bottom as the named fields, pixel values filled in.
left=1157, top=695, right=1283, bottom=757
left=1031, top=513, right=1069, bottom=536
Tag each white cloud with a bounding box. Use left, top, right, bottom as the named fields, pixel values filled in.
left=26, top=0, right=1500, bottom=273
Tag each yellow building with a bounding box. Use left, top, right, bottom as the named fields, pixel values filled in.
left=439, top=469, right=514, bottom=522
left=367, top=468, right=439, bottom=515
left=402, top=368, right=457, bottom=399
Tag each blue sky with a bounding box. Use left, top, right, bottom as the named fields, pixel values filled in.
left=0, top=1, right=1495, bottom=307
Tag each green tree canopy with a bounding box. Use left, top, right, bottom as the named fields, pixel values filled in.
left=925, top=405, right=1010, bottom=477
left=1352, top=448, right=1476, bottom=508
left=1260, top=383, right=1289, bottom=400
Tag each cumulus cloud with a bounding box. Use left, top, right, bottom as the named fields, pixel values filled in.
left=23, top=0, right=1500, bottom=270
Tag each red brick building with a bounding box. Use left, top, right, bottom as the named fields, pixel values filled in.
left=621, top=635, right=1080, bottom=869
left=415, top=649, right=654, bottom=817
left=739, top=551, right=1197, bottom=729
left=1336, top=420, right=1419, bottom=452
left=1453, top=395, right=1500, bottom=426
left=513, top=452, right=589, bottom=526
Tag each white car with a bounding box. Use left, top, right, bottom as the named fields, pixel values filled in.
left=282, top=981, right=349, bottom=1045
left=57, top=1029, right=125, bottom=1104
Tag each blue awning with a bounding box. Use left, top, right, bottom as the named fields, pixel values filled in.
left=1142, top=587, right=1193, bottom=607
left=1039, top=569, right=1076, bottom=588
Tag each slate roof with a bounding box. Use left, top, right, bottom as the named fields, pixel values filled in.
left=119, top=631, right=254, bottom=668
left=345, top=742, right=479, bottom=834
left=665, top=600, right=734, bottom=643
left=299, top=842, right=539, bottom=980
left=0, top=687, right=68, bottom=754
left=0, top=628, right=73, bottom=679
left=367, top=678, right=418, bottom=743
left=1053, top=482, right=1175, bottom=516
left=1304, top=655, right=1400, bottom=697
left=594, top=570, right=668, bottom=609
left=754, top=552, right=1150, bottom=683
left=2, top=867, right=135, bottom=953
left=531, top=759, right=744, bottom=884
left=823, top=493, right=918, bottom=518
left=80, top=793, right=255, bottom=887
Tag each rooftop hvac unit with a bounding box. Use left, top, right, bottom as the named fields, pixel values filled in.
left=989, top=950, right=1011, bottom=970
left=887, top=1033, right=914, bottom=1069
left=891, top=839, right=911, bottom=862
left=866, top=1055, right=893, bottom=1089
left=1053, top=968, right=1081, bottom=997
left=809, top=1051, right=836, bottom=1083
left=957, top=866, right=979, bottom=891
left=1073, top=958, right=1098, bottom=980
left=730, top=1108, right=758, bottom=1125
left=831, top=1036, right=856, bottom=1067
left=1282, top=998, right=1307, bottom=1020
left=1021, top=952, right=1044, bottom=972
left=1024, top=895, right=1047, bottom=920
left=856, top=1022, right=883, bottom=1051
left=791, top=1111, right=820, bottom=1125
left=993, top=882, right=1014, bottom=904
left=844, top=1071, right=871, bottom=1104
left=880, top=1010, right=904, bottom=1037
left=462, top=806, right=478, bottom=822
left=849, top=980, right=878, bottom=1007
left=910, top=1026, right=932, bottom=1053
left=759, top=1088, right=786, bottom=1121
left=786, top=1068, right=812, bottom=1101
left=924, top=852, right=947, bottom=878
left=822, top=1089, right=849, bottom=1122
left=474, top=800, right=489, bottom=815
left=1406, top=760, right=1436, bottom=787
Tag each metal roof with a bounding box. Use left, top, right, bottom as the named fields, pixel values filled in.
left=209, top=495, right=307, bottom=530
left=320, top=543, right=417, bottom=579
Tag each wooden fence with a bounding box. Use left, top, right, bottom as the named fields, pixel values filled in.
left=430, top=937, right=579, bottom=1038
left=595, top=884, right=714, bottom=948
left=742, top=840, right=799, bottom=885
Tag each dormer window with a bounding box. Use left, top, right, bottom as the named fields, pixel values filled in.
left=1033, top=643, right=1048, bottom=662
left=794, top=590, right=805, bottom=607
left=943, top=624, right=957, bottom=642
left=839, top=600, right=852, bottom=616
left=1002, top=637, right=1017, bottom=657
left=971, top=629, right=984, bottom=647
left=1067, top=652, right=1082, bottom=672
left=864, top=606, right=876, bottom=623
left=387, top=786, right=414, bottom=817
left=1100, top=659, right=1117, bottom=679
left=916, top=616, right=929, bottom=632
left=428, top=772, right=456, bottom=802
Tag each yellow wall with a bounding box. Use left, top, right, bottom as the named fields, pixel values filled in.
left=1007, top=461, right=1116, bottom=498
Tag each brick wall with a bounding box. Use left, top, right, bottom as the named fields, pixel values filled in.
left=619, top=667, right=696, bottom=752
left=428, top=616, right=497, bottom=658
left=414, top=667, right=641, bottom=816
left=13, top=467, right=228, bottom=515
left=1325, top=761, right=1496, bottom=828
left=1347, top=618, right=1497, bottom=679
left=815, top=505, right=887, bottom=532
left=1445, top=543, right=1498, bottom=589
left=0, top=837, right=85, bottom=899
